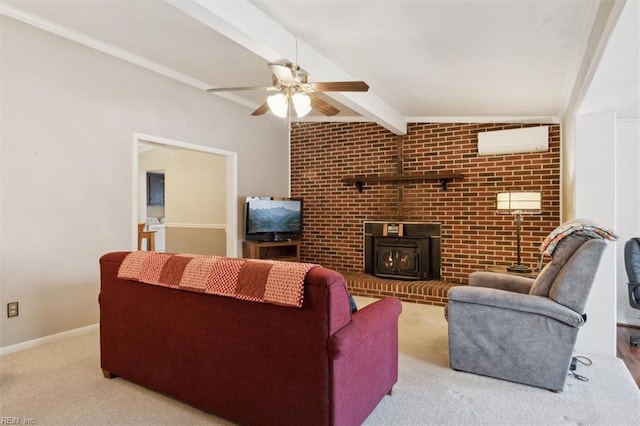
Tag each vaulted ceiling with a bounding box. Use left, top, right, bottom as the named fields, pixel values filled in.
left=1, top=0, right=636, bottom=135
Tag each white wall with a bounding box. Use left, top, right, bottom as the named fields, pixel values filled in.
left=0, top=16, right=289, bottom=348
left=569, top=0, right=639, bottom=356
left=573, top=116, right=640, bottom=350
left=616, top=119, right=640, bottom=326
left=574, top=111, right=618, bottom=356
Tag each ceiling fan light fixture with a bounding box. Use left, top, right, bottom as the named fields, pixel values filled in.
left=209, top=63, right=368, bottom=118
left=292, top=92, right=312, bottom=118
left=267, top=93, right=288, bottom=118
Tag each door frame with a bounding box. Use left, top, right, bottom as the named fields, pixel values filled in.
left=132, top=132, right=238, bottom=257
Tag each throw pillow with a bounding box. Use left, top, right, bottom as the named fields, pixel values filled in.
left=348, top=293, right=358, bottom=313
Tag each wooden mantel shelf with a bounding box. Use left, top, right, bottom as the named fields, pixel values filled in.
left=342, top=173, right=463, bottom=192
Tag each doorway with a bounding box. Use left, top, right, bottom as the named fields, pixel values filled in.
left=133, top=133, right=238, bottom=257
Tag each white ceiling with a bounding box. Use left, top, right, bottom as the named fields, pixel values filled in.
left=2, top=0, right=637, bottom=135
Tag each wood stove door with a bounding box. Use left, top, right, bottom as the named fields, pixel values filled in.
left=374, top=240, right=420, bottom=279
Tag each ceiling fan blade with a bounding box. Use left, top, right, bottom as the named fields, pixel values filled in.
left=269, top=63, right=295, bottom=82
left=310, top=81, right=369, bottom=92
left=251, top=103, right=270, bottom=116
left=207, top=86, right=274, bottom=92
left=310, top=96, right=340, bottom=116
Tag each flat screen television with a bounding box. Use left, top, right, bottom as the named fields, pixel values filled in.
left=244, top=196, right=303, bottom=242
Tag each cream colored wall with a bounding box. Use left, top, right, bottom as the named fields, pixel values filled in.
left=0, top=16, right=289, bottom=349
left=139, top=146, right=227, bottom=254
left=139, top=146, right=228, bottom=225
left=166, top=228, right=226, bottom=256
left=165, top=150, right=226, bottom=225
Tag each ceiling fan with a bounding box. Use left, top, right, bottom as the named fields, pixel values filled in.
left=206, top=63, right=369, bottom=118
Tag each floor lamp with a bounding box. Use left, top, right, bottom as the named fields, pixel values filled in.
left=497, top=192, right=542, bottom=273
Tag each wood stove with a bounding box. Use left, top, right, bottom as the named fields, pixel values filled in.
left=364, top=222, right=441, bottom=280
left=374, top=237, right=422, bottom=279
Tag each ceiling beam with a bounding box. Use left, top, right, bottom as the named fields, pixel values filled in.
left=167, top=0, right=407, bottom=135
left=561, top=0, right=627, bottom=120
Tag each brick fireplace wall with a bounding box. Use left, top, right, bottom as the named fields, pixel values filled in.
left=290, top=122, right=560, bottom=284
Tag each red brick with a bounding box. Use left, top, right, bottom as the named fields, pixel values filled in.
left=291, top=122, right=560, bottom=284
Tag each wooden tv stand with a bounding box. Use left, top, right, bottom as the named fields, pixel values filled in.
left=242, top=240, right=301, bottom=262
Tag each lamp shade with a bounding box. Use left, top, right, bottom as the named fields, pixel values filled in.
left=292, top=93, right=312, bottom=117
left=267, top=93, right=288, bottom=118
left=496, top=192, right=542, bottom=214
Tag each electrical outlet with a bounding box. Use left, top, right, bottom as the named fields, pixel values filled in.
left=7, top=302, right=19, bottom=318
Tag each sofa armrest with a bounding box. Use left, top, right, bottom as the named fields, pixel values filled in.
left=329, top=297, right=402, bottom=359
left=328, top=297, right=402, bottom=426
left=448, top=285, right=584, bottom=327
left=469, top=271, right=535, bottom=294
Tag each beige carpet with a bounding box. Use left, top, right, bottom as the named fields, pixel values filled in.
left=1, top=296, right=639, bottom=425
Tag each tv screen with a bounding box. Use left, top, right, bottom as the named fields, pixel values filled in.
left=245, top=197, right=303, bottom=241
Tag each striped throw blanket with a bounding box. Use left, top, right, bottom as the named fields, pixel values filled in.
left=539, top=218, right=618, bottom=256
left=117, top=251, right=318, bottom=308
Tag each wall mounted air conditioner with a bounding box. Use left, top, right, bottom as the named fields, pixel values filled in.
left=477, top=126, right=549, bottom=156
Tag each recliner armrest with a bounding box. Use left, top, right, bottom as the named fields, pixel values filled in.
left=629, top=282, right=640, bottom=309
left=448, top=285, right=584, bottom=327
left=469, top=271, right=535, bottom=294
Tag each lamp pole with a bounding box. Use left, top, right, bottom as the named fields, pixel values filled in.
left=507, top=211, right=531, bottom=273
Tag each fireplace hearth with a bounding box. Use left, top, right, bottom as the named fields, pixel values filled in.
left=364, top=222, right=441, bottom=280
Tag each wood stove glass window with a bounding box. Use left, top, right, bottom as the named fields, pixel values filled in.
left=375, top=239, right=420, bottom=279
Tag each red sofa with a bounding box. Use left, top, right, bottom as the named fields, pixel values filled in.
left=99, top=252, right=402, bottom=426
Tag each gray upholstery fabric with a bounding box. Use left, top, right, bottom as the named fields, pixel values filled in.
left=447, top=236, right=607, bottom=391
left=529, top=263, right=555, bottom=296
left=548, top=240, right=606, bottom=313
left=469, top=271, right=534, bottom=294
left=449, top=286, right=585, bottom=327
left=530, top=233, right=590, bottom=296
left=447, top=298, right=579, bottom=391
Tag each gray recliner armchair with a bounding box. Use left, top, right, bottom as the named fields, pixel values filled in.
left=447, top=234, right=606, bottom=392
left=624, top=237, right=640, bottom=346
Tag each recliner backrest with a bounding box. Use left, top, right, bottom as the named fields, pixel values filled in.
left=547, top=239, right=606, bottom=314
left=530, top=233, right=590, bottom=297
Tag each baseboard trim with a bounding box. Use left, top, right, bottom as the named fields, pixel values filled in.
left=617, top=322, right=640, bottom=330
left=0, top=323, right=99, bottom=356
